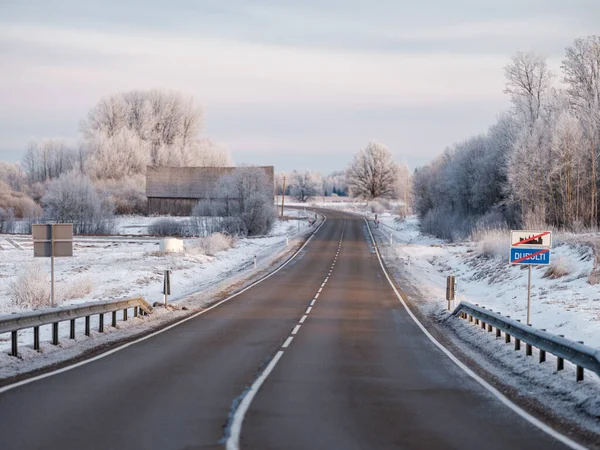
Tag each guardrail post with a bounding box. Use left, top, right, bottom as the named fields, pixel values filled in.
left=70, top=319, right=75, bottom=339
left=134, top=306, right=139, bottom=318
left=576, top=341, right=584, bottom=381
left=85, top=316, right=90, bottom=336
left=112, top=311, right=117, bottom=328
left=99, top=313, right=104, bottom=332
left=481, top=320, right=485, bottom=329
left=123, top=309, right=128, bottom=321
left=34, top=326, right=40, bottom=350
left=538, top=329, right=547, bottom=362
left=11, top=330, right=17, bottom=357
left=468, top=314, right=473, bottom=323
left=487, top=323, right=492, bottom=332
left=514, top=320, right=521, bottom=350
left=557, top=335, right=564, bottom=371
left=52, top=322, right=59, bottom=345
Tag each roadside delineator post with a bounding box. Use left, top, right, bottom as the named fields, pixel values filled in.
left=163, top=270, right=171, bottom=306
left=254, top=255, right=257, bottom=269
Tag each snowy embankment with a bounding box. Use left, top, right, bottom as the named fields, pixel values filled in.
left=369, top=213, right=600, bottom=436
left=0, top=210, right=318, bottom=379
left=376, top=214, right=600, bottom=349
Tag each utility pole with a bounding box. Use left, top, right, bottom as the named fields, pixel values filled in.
left=281, top=176, right=286, bottom=217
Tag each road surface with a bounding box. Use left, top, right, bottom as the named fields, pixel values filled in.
left=0, top=210, right=573, bottom=449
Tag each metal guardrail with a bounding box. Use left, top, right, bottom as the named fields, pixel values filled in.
left=452, top=301, right=600, bottom=381
left=0, top=297, right=153, bottom=357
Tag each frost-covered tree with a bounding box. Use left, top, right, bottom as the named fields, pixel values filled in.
left=81, top=89, right=232, bottom=179
left=346, top=141, right=397, bottom=199
left=562, top=35, right=600, bottom=223
left=42, top=172, right=115, bottom=235
left=290, top=170, right=320, bottom=202
left=23, top=139, right=77, bottom=184
left=504, top=52, right=553, bottom=127
left=214, top=167, right=276, bottom=236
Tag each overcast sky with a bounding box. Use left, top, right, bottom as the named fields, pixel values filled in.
left=1, top=1, right=598, bottom=173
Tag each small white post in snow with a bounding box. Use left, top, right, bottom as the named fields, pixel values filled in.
left=254, top=255, right=257, bottom=269
left=407, top=256, right=411, bottom=272
left=390, top=231, right=393, bottom=246
left=286, top=233, right=289, bottom=246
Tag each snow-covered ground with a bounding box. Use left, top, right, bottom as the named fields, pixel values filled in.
left=375, top=214, right=600, bottom=349
left=0, top=210, right=319, bottom=378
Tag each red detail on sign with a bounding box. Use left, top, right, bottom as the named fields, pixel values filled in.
left=512, top=248, right=549, bottom=264
left=512, top=231, right=550, bottom=247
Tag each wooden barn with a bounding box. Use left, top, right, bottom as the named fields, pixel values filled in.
left=146, top=166, right=275, bottom=216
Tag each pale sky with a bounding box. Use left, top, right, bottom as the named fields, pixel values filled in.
left=1, top=1, right=598, bottom=172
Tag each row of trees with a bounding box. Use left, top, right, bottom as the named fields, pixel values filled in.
left=1, top=90, right=234, bottom=220
left=274, top=170, right=349, bottom=202
left=413, top=35, right=600, bottom=239
left=274, top=142, right=411, bottom=205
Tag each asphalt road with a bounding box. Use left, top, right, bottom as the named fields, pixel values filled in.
left=0, top=210, right=572, bottom=450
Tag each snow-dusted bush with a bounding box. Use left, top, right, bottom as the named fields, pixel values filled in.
left=192, top=233, right=235, bottom=256
left=543, top=257, right=571, bottom=279
left=59, top=278, right=93, bottom=301
left=9, top=262, right=51, bottom=309
left=95, top=175, right=147, bottom=215
left=370, top=201, right=385, bottom=214
left=42, top=172, right=116, bottom=235
left=148, top=218, right=189, bottom=237
left=0, top=179, right=42, bottom=219
left=475, top=230, right=510, bottom=260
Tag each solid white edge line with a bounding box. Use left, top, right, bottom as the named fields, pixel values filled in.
left=299, top=315, right=307, bottom=324
left=291, top=325, right=301, bottom=335
left=0, top=213, right=328, bottom=395
left=282, top=336, right=294, bottom=348
left=363, top=218, right=586, bottom=450
left=226, top=350, right=284, bottom=450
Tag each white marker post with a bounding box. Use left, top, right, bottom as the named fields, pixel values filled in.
left=163, top=270, right=171, bottom=306
left=254, top=255, right=257, bottom=269
left=390, top=231, right=393, bottom=246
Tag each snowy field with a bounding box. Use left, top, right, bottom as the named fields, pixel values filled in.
left=0, top=210, right=318, bottom=375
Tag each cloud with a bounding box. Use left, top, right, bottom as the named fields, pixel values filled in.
left=0, top=22, right=509, bottom=109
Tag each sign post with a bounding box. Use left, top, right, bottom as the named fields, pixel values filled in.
left=32, top=224, right=73, bottom=307
left=510, top=230, right=552, bottom=325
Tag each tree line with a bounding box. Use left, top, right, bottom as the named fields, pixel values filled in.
left=413, top=35, right=600, bottom=240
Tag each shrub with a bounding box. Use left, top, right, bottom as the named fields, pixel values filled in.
left=475, top=230, right=509, bottom=260
left=42, top=172, right=116, bottom=235
left=59, top=277, right=94, bottom=300
left=202, top=233, right=235, bottom=255
left=9, top=262, right=51, bottom=309
left=95, top=175, right=147, bottom=215
left=148, top=218, right=189, bottom=236
left=370, top=201, right=385, bottom=214
left=543, top=257, right=571, bottom=279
